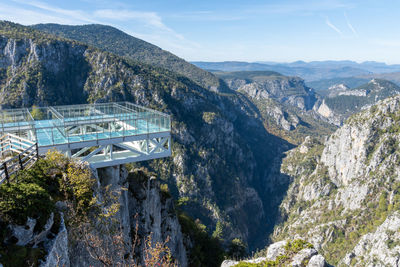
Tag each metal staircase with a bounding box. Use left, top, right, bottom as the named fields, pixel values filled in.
left=0, top=133, right=39, bottom=184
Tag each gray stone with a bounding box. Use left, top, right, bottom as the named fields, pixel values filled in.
left=11, top=217, right=36, bottom=246
left=40, top=213, right=70, bottom=267
left=266, top=240, right=287, bottom=260
left=55, top=201, right=68, bottom=211
left=220, top=257, right=267, bottom=267
left=290, top=248, right=317, bottom=266
left=307, top=254, right=326, bottom=267
left=33, top=212, right=54, bottom=246
left=221, top=260, right=239, bottom=267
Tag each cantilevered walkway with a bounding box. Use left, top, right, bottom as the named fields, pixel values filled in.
left=0, top=102, right=171, bottom=175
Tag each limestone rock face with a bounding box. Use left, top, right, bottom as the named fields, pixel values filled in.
left=8, top=217, right=36, bottom=246
left=307, top=254, right=326, bottom=267
left=3, top=212, right=70, bottom=267
left=68, top=166, right=188, bottom=267
left=41, top=213, right=70, bottom=267
left=275, top=95, right=400, bottom=266
left=341, top=212, right=400, bottom=266
left=266, top=240, right=286, bottom=260
left=290, top=248, right=317, bottom=266
left=220, top=260, right=240, bottom=267
left=237, top=77, right=317, bottom=111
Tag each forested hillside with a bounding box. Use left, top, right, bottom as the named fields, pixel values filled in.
left=33, top=23, right=229, bottom=92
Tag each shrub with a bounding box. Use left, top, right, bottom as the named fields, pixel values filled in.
left=228, top=238, right=247, bottom=260
left=64, top=163, right=96, bottom=216
left=0, top=182, right=53, bottom=228
left=178, top=212, right=225, bottom=266
left=160, top=183, right=172, bottom=198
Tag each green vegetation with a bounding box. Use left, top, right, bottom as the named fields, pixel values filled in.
left=0, top=245, right=45, bottom=267
left=159, top=183, right=172, bottom=198
left=177, top=212, right=225, bottom=267
left=0, top=150, right=96, bottom=266
left=325, top=95, right=366, bottom=116
left=228, top=238, right=247, bottom=259
left=0, top=182, right=52, bottom=228
left=202, top=111, right=218, bottom=124
left=30, top=105, right=45, bottom=120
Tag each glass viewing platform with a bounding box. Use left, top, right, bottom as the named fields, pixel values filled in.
left=0, top=102, right=171, bottom=168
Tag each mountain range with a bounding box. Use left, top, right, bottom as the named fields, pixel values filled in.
left=192, top=60, right=400, bottom=82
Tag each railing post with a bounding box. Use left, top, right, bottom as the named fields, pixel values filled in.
left=36, top=143, right=39, bottom=159
left=3, top=162, right=9, bottom=184
left=18, top=154, right=23, bottom=170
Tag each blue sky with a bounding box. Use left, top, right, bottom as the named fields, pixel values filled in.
left=1, top=0, right=400, bottom=63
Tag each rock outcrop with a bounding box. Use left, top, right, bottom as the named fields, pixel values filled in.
left=221, top=73, right=335, bottom=144
left=236, top=76, right=317, bottom=111
left=67, top=166, right=188, bottom=267
left=221, top=239, right=327, bottom=267
left=315, top=79, right=400, bottom=126
left=274, top=95, right=400, bottom=265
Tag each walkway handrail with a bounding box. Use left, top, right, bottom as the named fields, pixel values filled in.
left=0, top=133, right=39, bottom=185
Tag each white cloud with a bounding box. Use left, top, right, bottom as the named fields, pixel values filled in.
left=93, top=9, right=185, bottom=40
left=0, top=0, right=200, bottom=59
left=0, top=3, right=87, bottom=25
left=344, top=12, right=358, bottom=37
left=325, top=17, right=343, bottom=36
left=10, top=0, right=97, bottom=24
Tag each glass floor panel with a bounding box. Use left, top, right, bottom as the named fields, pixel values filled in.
left=0, top=102, right=170, bottom=147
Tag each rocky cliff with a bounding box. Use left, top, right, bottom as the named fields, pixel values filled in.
left=218, top=72, right=317, bottom=111
left=216, top=71, right=335, bottom=144
left=0, top=21, right=290, bottom=250
left=69, top=165, right=188, bottom=267
left=273, top=95, right=400, bottom=266
left=315, top=79, right=400, bottom=126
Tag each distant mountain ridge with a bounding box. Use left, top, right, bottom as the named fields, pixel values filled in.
left=193, top=61, right=400, bottom=82
left=257, top=60, right=400, bottom=73
left=32, top=23, right=230, bottom=92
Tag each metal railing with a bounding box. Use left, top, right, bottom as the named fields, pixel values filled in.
left=0, top=133, right=39, bottom=185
